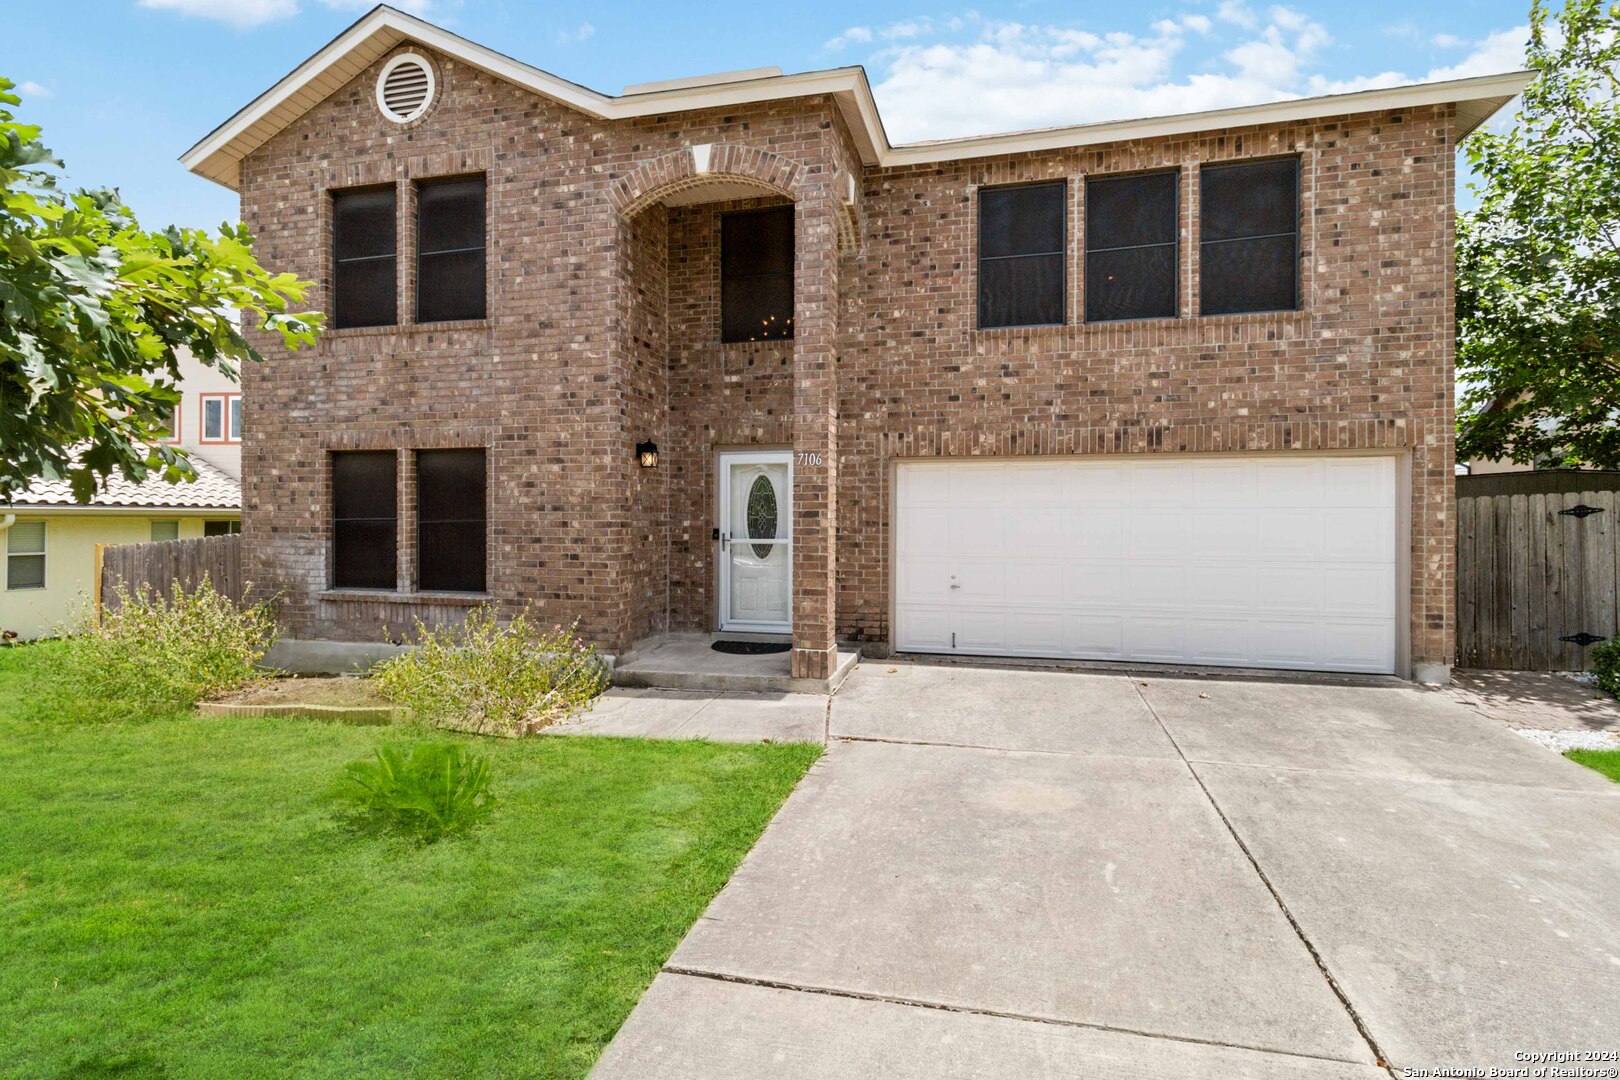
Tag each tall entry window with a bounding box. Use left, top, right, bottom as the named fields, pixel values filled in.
left=331, top=451, right=397, bottom=589
left=720, top=206, right=794, bottom=343
left=416, top=176, right=486, bottom=323
left=977, top=181, right=1066, bottom=329
left=332, top=186, right=398, bottom=328
left=1085, top=171, right=1178, bottom=322
left=1200, top=158, right=1300, bottom=316
left=416, top=449, right=487, bottom=593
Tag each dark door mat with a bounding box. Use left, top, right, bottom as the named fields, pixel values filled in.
left=711, top=640, right=792, bottom=655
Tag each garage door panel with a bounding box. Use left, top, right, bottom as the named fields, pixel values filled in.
left=1254, top=565, right=1327, bottom=615
left=1187, top=564, right=1256, bottom=610
left=1127, top=509, right=1188, bottom=558
left=953, top=609, right=1007, bottom=652
left=1133, top=462, right=1193, bottom=503
left=1073, top=508, right=1125, bottom=556
left=1003, top=462, right=1066, bottom=504
left=1005, top=560, right=1066, bottom=605
left=1322, top=621, right=1397, bottom=672
left=955, top=560, right=1007, bottom=602
left=1065, top=561, right=1125, bottom=606
left=1325, top=457, right=1395, bottom=506
left=1005, top=612, right=1070, bottom=656
left=948, top=507, right=1004, bottom=555
left=1193, top=459, right=1256, bottom=504
left=1251, top=620, right=1326, bottom=667
left=897, top=557, right=955, bottom=604
left=949, top=464, right=1006, bottom=507
left=894, top=456, right=1398, bottom=675
left=1323, top=565, right=1396, bottom=618
left=1124, top=616, right=1187, bottom=661
left=1067, top=614, right=1124, bottom=657
left=896, top=607, right=952, bottom=651
left=1126, top=562, right=1186, bottom=609
left=1065, top=463, right=1126, bottom=502
left=1256, top=459, right=1327, bottom=506
left=1005, top=507, right=1069, bottom=556
left=1191, top=509, right=1258, bottom=558
left=898, top=507, right=950, bottom=556
left=898, top=463, right=951, bottom=507
left=1255, top=510, right=1327, bottom=561
left=1323, top=508, right=1396, bottom=561
left=1186, top=618, right=1255, bottom=664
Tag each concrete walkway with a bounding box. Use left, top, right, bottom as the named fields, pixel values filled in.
left=591, top=663, right=1620, bottom=1079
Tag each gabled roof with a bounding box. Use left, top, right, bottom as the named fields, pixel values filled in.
left=183, top=4, right=1534, bottom=189
left=5, top=456, right=240, bottom=512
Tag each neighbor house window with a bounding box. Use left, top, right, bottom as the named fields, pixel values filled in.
left=721, top=206, right=794, bottom=343
left=150, top=520, right=180, bottom=542
left=416, top=449, right=486, bottom=593
left=978, top=181, right=1066, bottom=329
left=416, top=175, right=486, bottom=323
left=332, top=185, right=398, bottom=328
left=1199, top=158, right=1300, bottom=316
left=199, top=393, right=240, bottom=443
left=1085, top=171, right=1178, bottom=322
left=6, top=521, right=45, bottom=590
left=162, top=402, right=180, bottom=442
left=204, top=520, right=241, bottom=537
left=331, top=451, right=397, bottom=590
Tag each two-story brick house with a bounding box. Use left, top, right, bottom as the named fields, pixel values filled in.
left=183, top=5, right=1528, bottom=684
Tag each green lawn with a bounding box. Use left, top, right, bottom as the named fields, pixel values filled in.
left=0, top=643, right=819, bottom=1079
left=1567, top=748, right=1620, bottom=782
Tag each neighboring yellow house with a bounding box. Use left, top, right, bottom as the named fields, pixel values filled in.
left=0, top=459, right=241, bottom=640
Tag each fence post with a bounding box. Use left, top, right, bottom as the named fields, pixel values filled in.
left=93, top=543, right=105, bottom=624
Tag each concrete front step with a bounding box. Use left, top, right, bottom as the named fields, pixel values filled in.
left=612, top=633, right=860, bottom=695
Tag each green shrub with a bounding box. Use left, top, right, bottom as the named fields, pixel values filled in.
left=1591, top=639, right=1620, bottom=698
left=374, top=605, right=608, bottom=736
left=51, top=580, right=275, bottom=721
left=340, top=741, right=495, bottom=840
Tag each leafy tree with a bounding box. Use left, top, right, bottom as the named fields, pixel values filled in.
left=0, top=77, right=320, bottom=501
left=1457, top=0, right=1620, bottom=468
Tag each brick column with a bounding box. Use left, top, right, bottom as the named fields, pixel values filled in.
left=791, top=189, right=839, bottom=679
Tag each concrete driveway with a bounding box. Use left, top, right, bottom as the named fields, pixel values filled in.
left=591, top=663, right=1620, bottom=1078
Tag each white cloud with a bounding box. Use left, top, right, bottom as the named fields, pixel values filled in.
left=1431, top=32, right=1469, bottom=49
left=137, top=0, right=299, bottom=28
left=1425, top=27, right=1528, bottom=81
left=556, top=21, right=595, bottom=45
left=17, top=81, right=51, bottom=99
left=318, top=0, right=433, bottom=13
left=137, top=0, right=433, bottom=27
left=843, top=7, right=1528, bottom=144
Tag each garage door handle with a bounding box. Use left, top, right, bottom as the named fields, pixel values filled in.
left=950, top=582, right=961, bottom=589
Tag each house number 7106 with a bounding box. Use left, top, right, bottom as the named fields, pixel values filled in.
left=796, top=452, right=823, bottom=467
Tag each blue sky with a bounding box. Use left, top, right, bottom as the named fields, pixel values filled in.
left=10, top=0, right=1533, bottom=231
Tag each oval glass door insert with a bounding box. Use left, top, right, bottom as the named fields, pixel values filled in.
left=747, top=474, right=778, bottom=559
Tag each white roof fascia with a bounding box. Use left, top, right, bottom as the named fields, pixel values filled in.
left=181, top=5, right=1531, bottom=189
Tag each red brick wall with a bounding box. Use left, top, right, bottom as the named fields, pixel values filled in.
left=237, top=41, right=1455, bottom=671
left=837, top=108, right=1457, bottom=668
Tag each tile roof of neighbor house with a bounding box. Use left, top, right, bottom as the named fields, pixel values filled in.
left=181, top=4, right=1536, bottom=189
left=4, top=456, right=241, bottom=511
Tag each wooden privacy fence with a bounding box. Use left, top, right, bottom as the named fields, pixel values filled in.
left=1457, top=471, right=1620, bottom=670
left=96, top=534, right=243, bottom=613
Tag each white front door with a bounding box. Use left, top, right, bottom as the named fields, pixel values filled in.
left=718, top=451, right=792, bottom=633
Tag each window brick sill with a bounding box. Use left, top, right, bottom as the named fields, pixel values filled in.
left=319, top=589, right=492, bottom=606
left=323, top=319, right=490, bottom=341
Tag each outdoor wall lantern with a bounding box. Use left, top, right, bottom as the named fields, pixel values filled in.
left=636, top=441, right=659, bottom=469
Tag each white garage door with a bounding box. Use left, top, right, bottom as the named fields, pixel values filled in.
left=894, top=455, right=1399, bottom=675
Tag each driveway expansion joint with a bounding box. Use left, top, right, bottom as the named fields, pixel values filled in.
left=658, top=965, right=1376, bottom=1068
left=1132, top=682, right=1398, bottom=1077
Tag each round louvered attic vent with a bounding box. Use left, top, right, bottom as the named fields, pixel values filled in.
left=376, top=53, right=435, bottom=124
